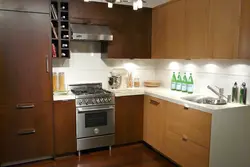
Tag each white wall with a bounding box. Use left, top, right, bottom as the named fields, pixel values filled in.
left=53, top=42, right=250, bottom=104
left=155, top=59, right=250, bottom=104
left=52, top=42, right=156, bottom=89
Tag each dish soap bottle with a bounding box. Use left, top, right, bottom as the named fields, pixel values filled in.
left=232, top=82, right=238, bottom=103
left=240, top=82, right=247, bottom=105
left=176, top=72, right=182, bottom=91
left=182, top=73, right=187, bottom=92
left=171, top=72, right=177, bottom=90
left=187, top=73, right=194, bottom=94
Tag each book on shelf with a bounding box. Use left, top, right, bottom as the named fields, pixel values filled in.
left=51, top=22, right=58, bottom=39
left=52, top=44, right=57, bottom=58
left=51, top=4, right=58, bottom=20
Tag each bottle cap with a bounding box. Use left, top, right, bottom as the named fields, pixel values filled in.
left=234, top=82, right=237, bottom=86
left=242, top=82, right=246, bottom=87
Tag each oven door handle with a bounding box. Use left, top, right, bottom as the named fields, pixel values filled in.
left=77, top=107, right=114, bottom=113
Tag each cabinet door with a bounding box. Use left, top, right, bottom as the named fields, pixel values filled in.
left=185, top=0, right=210, bottom=59
left=164, top=130, right=209, bottom=167
left=54, top=100, right=76, bottom=155
left=0, top=11, right=52, bottom=105
left=166, top=0, right=185, bottom=59
left=115, top=96, right=144, bottom=145
left=152, top=4, right=168, bottom=59
left=143, top=96, right=165, bottom=152
left=0, top=0, right=49, bottom=13
left=238, top=0, right=250, bottom=59
left=209, top=0, right=241, bottom=59
left=0, top=102, right=53, bottom=163
left=166, top=102, right=211, bottom=148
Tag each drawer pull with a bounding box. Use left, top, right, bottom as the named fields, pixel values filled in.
left=184, top=105, right=189, bottom=110
left=150, top=99, right=160, bottom=106
left=182, top=135, right=188, bottom=141
left=18, top=129, right=36, bottom=135
left=16, top=104, right=35, bottom=109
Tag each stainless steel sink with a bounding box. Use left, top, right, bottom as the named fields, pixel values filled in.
left=181, top=95, right=227, bottom=105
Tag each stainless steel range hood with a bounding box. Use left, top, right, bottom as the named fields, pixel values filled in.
left=71, top=24, right=113, bottom=41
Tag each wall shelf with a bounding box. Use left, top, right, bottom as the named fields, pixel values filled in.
left=50, top=0, right=70, bottom=59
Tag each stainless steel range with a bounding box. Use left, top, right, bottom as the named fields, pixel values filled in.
left=69, top=83, right=115, bottom=155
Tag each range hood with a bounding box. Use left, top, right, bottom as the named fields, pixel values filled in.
left=71, top=24, right=113, bottom=41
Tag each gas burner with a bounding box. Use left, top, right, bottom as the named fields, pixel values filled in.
left=68, top=83, right=114, bottom=107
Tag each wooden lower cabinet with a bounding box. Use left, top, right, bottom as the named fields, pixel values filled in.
left=164, top=130, right=209, bottom=167
left=143, top=96, right=166, bottom=152
left=115, top=95, right=144, bottom=145
left=143, top=95, right=211, bottom=167
left=54, top=100, right=76, bottom=155
left=166, top=102, right=211, bottom=148
left=0, top=102, right=53, bottom=164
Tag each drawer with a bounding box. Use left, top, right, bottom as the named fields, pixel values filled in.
left=0, top=102, right=53, bottom=163
left=164, top=130, right=209, bottom=167
left=166, top=102, right=211, bottom=148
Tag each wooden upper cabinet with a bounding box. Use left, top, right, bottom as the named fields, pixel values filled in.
left=238, top=0, right=250, bottom=59
left=54, top=100, right=76, bottom=155
left=209, top=0, right=241, bottom=59
left=0, top=11, right=52, bottom=105
left=69, top=0, right=151, bottom=59
left=166, top=0, right=185, bottom=59
left=185, top=0, right=210, bottom=59
left=0, top=0, right=50, bottom=13
left=152, top=4, right=168, bottom=59
left=115, top=96, right=144, bottom=145
left=152, top=0, right=185, bottom=59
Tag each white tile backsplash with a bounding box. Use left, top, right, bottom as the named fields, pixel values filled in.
left=52, top=42, right=250, bottom=104
left=155, top=59, right=250, bottom=104
left=52, top=43, right=156, bottom=89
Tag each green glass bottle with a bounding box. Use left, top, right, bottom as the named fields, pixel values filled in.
left=182, top=73, right=187, bottom=92
left=171, top=72, right=177, bottom=90
left=187, top=73, right=194, bottom=94
left=176, top=72, right=182, bottom=91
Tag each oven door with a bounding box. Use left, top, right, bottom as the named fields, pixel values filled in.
left=77, top=105, right=115, bottom=138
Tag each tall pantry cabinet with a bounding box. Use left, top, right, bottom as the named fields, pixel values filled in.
left=0, top=0, right=53, bottom=164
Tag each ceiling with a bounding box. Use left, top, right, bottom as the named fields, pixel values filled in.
left=86, top=0, right=170, bottom=8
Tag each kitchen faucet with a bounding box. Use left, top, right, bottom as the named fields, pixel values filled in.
left=207, top=85, right=227, bottom=101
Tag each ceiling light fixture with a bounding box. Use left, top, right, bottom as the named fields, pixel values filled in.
left=133, top=1, right=138, bottom=10
left=137, top=0, right=143, bottom=8
left=84, top=0, right=90, bottom=2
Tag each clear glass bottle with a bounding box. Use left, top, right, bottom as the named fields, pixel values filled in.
left=53, top=72, right=58, bottom=92
left=134, top=77, right=140, bottom=88
left=59, top=72, right=66, bottom=91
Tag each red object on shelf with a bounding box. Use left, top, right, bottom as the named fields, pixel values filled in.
left=52, top=44, right=57, bottom=58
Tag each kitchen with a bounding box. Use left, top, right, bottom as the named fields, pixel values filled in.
left=1, top=0, right=250, bottom=167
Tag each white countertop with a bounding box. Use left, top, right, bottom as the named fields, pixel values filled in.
left=53, top=87, right=248, bottom=113
left=110, top=87, right=248, bottom=113
left=53, top=94, right=75, bottom=101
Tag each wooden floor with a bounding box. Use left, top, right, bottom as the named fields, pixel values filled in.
left=18, top=144, right=177, bottom=167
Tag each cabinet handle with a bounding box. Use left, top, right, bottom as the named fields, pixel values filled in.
left=46, top=55, right=49, bottom=73
left=16, top=104, right=35, bottom=109
left=150, top=99, right=160, bottom=106
left=184, top=105, right=189, bottom=110
left=182, top=134, right=188, bottom=141
left=18, top=129, right=36, bottom=135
